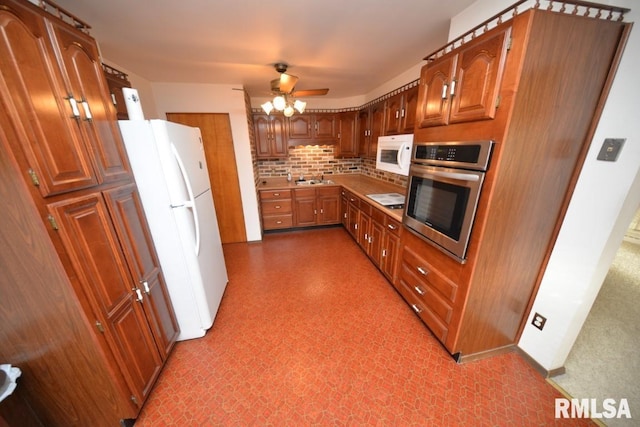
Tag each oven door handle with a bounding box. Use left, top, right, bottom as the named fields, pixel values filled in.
left=425, top=170, right=480, bottom=182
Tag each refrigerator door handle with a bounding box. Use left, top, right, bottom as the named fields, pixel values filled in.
left=170, top=143, right=201, bottom=256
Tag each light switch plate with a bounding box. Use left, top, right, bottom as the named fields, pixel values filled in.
left=597, top=138, right=626, bottom=162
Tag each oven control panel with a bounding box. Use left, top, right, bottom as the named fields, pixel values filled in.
left=412, top=140, right=494, bottom=171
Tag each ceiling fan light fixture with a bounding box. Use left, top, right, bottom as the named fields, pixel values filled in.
left=283, top=104, right=295, bottom=117
left=261, top=101, right=274, bottom=115
left=293, top=99, right=306, bottom=114
left=272, top=95, right=286, bottom=111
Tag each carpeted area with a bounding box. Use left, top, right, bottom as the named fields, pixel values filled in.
left=551, top=240, right=640, bottom=426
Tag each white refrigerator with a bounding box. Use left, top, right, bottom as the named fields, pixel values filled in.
left=118, top=119, right=228, bottom=341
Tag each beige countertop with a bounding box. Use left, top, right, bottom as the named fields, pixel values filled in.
left=257, top=174, right=407, bottom=221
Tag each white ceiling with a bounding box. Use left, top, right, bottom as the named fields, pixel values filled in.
left=53, top=0, right=478, bottom=99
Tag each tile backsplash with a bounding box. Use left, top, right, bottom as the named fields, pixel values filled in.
left=257, top=145, right=407, bottom=187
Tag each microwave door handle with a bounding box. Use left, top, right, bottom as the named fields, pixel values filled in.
left=427, top=170, right=480, bottom=182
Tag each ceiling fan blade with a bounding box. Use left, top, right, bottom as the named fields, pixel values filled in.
left=279, top=72, right=298, bottom=93
left=292, top=88, right=329, bottom=97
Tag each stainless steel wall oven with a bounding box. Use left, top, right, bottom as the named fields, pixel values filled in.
left=403, top=140, right=494, bottom=262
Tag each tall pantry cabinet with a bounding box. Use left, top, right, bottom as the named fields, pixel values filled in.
left=0, top=0, right=179, bottom=425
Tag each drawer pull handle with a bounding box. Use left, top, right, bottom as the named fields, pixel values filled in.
left=411, top=304, right=422, bottom=314
left=274, top=193, right=280, bottom=196
left=414, top=286, right=425, bottom=296
left=417, top=267, right=428, bottom=276
left=276, top=221, right=282, bottom=224
left=387, top=224, right=397, bottom=230
left=275, top=205, right=281, bottom=209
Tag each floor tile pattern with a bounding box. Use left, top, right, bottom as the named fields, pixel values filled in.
left=135, top=227, right=593, bottom=426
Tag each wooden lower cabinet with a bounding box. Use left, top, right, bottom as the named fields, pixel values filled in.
left=260, top=189, right=294, bottom=230
left=260, top=186, right=341, bottom=231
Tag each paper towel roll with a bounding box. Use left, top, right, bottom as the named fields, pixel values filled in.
left=122, top=87, right=145, bottom=120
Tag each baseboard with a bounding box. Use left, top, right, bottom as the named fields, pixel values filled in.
left=515, top=347, right=566, bottom=378
left=456, top=344, right=516, bottom=363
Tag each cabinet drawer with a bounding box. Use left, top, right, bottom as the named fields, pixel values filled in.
left=401, top=245, right=458, bottom=303
left=396, top=276, right=449, bottom=343
left=293, top=187, right=316, bottom=198
left=385, top=217, right=402, bottom=237
left=262, top=199, right=292, bottom=215
left=371, top=207, right=385, bottom=224
left=260, top=189, right=292, bottom=200
left=399, top=262, right=453, bottom=326
left=344, top=191, right=359, bottom=208
left=262, top=215, right=293, bottom=230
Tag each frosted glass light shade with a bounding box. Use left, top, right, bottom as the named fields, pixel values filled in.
left=261, top=101, right=274, bottom=115
left=272, top=95, right=286, bottom=110
left=283, top=105, right=295, bottom=117
left=293, top=100, right=306, bottom=114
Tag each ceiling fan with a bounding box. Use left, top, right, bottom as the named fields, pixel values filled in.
left=269, top=63, right=329, bottom=98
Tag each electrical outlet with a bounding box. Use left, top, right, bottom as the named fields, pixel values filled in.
left=531, top=313, right=547, bottom=330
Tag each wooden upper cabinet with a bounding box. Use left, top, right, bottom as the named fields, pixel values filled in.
left=384, top=85, right=420, bottom=135
left=369, top=102, right=385, bottom=157
left=48, top=19, right=131, bottom=184
left=103, top=64, right=132, bottom=120
left=417, top=26, right=510, bottom=128
left=336, top=111, right=358, bottom=157
left=287, top=113, right=337, bottom=144
left=357, top=107, right=371, bottom=157
left=253, top=113, right=288, bottom=158
left=0, top=1, right=97, bottom=196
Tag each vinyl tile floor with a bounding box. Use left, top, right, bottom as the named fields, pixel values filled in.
left=134, top=227, right=593, bottom=426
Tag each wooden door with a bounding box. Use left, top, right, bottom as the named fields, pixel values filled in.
left=48, top=192, right=163, bottom=407
left=314, top=113, right=337, bottom=140
left=48, top=18, right=131, bottom=184
left=269, top=114, right=288, bottom=157
left=416, top=55, right=457, bottom=128
left=104, top=184, right=179, bottom=359
left=167, top=113, right=247, bottom=243
left=0, top=2, right=97, bottom=196
left=448, top=26, right=511, bottom=124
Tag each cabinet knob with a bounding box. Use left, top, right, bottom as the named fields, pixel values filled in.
left=140, top=281, right=150, bottom=294
left=132, top=287, right=143, bottom=302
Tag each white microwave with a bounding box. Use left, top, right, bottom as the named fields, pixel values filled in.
left=376, top=134, right=414, bottom=176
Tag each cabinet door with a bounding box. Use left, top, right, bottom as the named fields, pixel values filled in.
left=337, top=111, right=358, bottom=157
left=293, top=188, right=317, bottom=226
left=369, top=219, right=384, bottom=266
left=449, top=27, right=511, bottom=124
left=357, top=108, right=370, bottom=157
left=383, top=93, right=402, bottom=135
left=314, top=113, right=337, bottom=140
left=48, top=193, right=163, bottom=406
left=416, top=55, right=457, bottom=128
left=253, top=114, right=272, bottom=157
left=400, top=85, right=420, bottom=133
left=369, top=102, right=385, bottom=158
left=48, top=19, right=131, bottom=184
left=288, top=115, right=312, bottom=139
left=270, top=115, right=288, bottom=157
left=104, top=184, right=179, bottom=359
left=0, top=2, right=97, bottom=196
left=358, top=211, right=371, bottom=249
left=381, top=233, right=400, bottom=282
left=104, top=71, right=131, bottom=120
left=347, top=201, right=359, bottom=240
left=318, top=187, right=341, bottom=224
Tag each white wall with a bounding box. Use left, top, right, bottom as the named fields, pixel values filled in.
left=451, top=0, right=640, bottom=371
left=150, top=83, right=262, bottom=242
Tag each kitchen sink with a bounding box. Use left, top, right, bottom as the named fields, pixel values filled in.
left=295, top=179, right=334, bottom=185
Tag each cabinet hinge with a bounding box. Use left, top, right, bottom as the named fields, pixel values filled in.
left=506, top=37, right=512, bottom=51
left=95, top=320, right=105, bottom=333
left=47, top=215, right=59, bottom=231
left=28, top=169, right=40, bottom=187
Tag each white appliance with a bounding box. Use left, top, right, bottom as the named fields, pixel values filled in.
left=118, top=119, right=228, bottom=341
left=376, top=134, right=414, bottom=176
